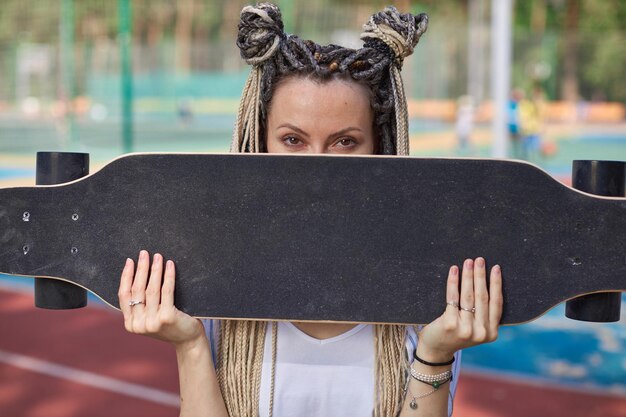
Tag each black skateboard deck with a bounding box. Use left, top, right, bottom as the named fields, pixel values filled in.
left=0, top=153, right=624, bottom=325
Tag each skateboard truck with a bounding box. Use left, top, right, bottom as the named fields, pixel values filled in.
left=565, top=160, right=625, bottom=323
left=34, top=151, right=89, bottom=309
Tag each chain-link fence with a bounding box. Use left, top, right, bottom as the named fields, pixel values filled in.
left=0, top=0, right=624, bottom=157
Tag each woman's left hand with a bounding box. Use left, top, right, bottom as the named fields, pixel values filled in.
left=416, top=257, right=503, bottom=362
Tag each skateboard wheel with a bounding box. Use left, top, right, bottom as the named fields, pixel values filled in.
left=565, top=160, right=625, bottom=323
left=22, top=212, right=30, bottom=222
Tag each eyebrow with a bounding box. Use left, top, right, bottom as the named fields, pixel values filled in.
left=276, top=123, right=363, bottom=138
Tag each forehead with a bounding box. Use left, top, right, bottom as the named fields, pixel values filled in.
left=268, top=77, right=372, bottom=127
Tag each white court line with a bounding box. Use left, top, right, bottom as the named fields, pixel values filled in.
left=0, top=349, right=179, bottom=407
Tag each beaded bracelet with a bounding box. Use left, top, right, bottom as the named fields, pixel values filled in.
left=410, top=367, right=452, bottom=385
left=413, top=350, right=455, bottom=367
left=406, top=368, right=453, bottom=410
left=412, top=374, right=453, bottom=390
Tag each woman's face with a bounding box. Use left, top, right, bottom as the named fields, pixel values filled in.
left=266, top=77, right=376, bottom=154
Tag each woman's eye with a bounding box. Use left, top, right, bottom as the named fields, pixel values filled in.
left=337, top=138, right=356, bottom=147
left=283, top=136, right=301, bottom=146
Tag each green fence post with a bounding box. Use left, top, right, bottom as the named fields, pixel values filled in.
left=119, top=0, right=134, bottom=153
left=61, top=0, right=76, bottom=146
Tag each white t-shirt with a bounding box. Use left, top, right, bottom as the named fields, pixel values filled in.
left=203, top=320, right=460, bottom=417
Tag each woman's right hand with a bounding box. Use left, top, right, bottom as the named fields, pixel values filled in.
left=118, top=250, right=205, bottom=349
left=415, top=257, right=502, bottom=362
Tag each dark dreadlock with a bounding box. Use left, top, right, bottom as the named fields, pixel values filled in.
left=231, top=2, right=428, bottom=155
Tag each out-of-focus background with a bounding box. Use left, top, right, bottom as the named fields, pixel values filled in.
left=0, top=1, right=624, bottom=416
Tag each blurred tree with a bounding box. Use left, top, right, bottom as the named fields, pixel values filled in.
left=175, top=0, right=194, bottom=74
left=531, top=0, right=547, bottom=35
left=513, top=0, right=626, bottom=103
left=1, top=0, right=625, bottom=103
left=578, top=0, right=626, bottom=102
left=561, top=0, right=580, bottom=101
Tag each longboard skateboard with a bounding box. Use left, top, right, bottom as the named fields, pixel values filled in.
left=1, top=153, right=624, bottom=325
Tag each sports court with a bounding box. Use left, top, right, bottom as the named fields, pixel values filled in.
left=1, top=1, right=625, bottom=416
left=2, top=119, right=625, bottom=416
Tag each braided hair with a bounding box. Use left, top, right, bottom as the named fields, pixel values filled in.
left=231, top=2, right=428, bottom=155
left=219, top=4, right=429, bottom=417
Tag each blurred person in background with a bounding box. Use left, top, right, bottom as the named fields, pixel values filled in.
left=519, top=84, right=546, bottom=162
left=508, top=88, right=525, bottom=159
left=456, top=95, right=475, bottom=155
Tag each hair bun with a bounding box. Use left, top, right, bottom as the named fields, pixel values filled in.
left=360, top=7, right=428, bottom=66
left=237, top=3, right=285, bottom=65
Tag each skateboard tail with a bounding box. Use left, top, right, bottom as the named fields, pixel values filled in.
left=565, top=160, right=626, bottom=322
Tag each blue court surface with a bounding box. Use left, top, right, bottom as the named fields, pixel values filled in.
left=0, top=167, right=34, bottom=179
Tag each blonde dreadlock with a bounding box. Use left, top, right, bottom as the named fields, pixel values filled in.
left=220, top=3, right=429, bottom=417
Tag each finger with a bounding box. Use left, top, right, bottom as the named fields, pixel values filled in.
left=145, top=253, right=163, bottom=316
left=488, top=265, right=503, bottom=337
left=161, top=260, right=176, bottom=307
left=131, top=250, right=150, bottom=307
left=118, top=258, right=134, bottom=316
left=445, top=265, right=460, bottom=312
left=473, top=257, right=489, bottom=326
left=459, top=258, right=475, bottom=326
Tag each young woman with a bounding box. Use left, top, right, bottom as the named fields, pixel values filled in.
left=118, top=4, right=503, bottom=417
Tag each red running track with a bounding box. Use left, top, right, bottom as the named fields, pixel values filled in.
left=1, top=287, right=625, bottom=417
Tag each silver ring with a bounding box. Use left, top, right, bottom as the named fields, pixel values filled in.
left=460, top=306, right=476, bottom=313
left=446, top=301, right=459, bottom=308
left=129, top=300, right=145, bottom=307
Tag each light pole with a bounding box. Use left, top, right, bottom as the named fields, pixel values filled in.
left=491, top=0, right=513, bottom=158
